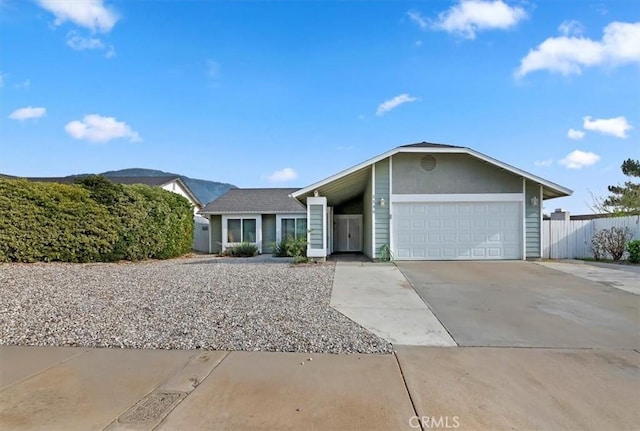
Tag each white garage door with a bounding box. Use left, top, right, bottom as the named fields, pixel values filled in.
left=394, top=202, right=522, bottom=260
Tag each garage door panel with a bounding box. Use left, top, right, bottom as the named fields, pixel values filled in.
left=394, top=201, right=522, bottom=261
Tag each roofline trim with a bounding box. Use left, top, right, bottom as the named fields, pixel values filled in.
left=199, top=210, right=307, bottom=215
left=291, top=146, right=572, bottom=199
left=163, top=177, right=203, bottom=208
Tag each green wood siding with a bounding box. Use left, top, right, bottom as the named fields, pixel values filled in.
left=374, top=158, right=390, bottom=252
left=525, top=180, right=541, bottom=258
left=210, top=215, right=222, bottom=253
left=309, top=204, right=324, bottom=249
left=363, top=170, right=373, bottom=258
left=262, top=214, right=276, bottom=253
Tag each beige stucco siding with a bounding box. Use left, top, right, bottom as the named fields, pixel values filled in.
left=392, top=153, right=522, bottom=194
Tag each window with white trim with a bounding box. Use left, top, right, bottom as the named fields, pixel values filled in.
left=227, top=218, right=256, bottom=243
left=281, top=217, right=307, bottom=240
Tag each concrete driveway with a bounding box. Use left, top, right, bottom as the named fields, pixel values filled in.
left=397, top=261, right=640, bottom=348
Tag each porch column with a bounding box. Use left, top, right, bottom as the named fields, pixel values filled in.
left=307, top=196, right=327, bottom=259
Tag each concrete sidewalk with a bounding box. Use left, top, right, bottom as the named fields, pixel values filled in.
left=1, top=346, right=415, bottom=431
left=2, top=345, right=638, bottom=430
left=330, top=261, right=455, bottom=346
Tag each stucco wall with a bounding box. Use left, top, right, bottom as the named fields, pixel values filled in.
left=391, top=153, right=522, bottom=194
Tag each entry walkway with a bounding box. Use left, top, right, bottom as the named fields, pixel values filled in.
left=330, top=261, right=456, bottom=346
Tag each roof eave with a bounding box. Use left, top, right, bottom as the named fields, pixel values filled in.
left=292, top=145, right=573, bottom=200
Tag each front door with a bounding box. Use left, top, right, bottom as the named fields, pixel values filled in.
left=334, top=215, right=362, bottom=252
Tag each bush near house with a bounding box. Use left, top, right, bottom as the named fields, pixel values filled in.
left=628, top=240, right=640, bottom=264
left=274, top=236, right=307, bottom=259
left=590, top=226, right=632, bottom=262
left=0, top=176, right=194, bottom=263
left=223, top=242, right=259, bottom=257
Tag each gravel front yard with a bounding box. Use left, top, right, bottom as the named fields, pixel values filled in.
left=0, top=256, right=393, bottom=354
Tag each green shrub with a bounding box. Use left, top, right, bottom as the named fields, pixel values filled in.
left=377, top=244, right=394, bottom=262
left=628, top=240, right=640, bottom=264
left=0, top=176, right=194, bottom=263
left=0, top=179, right=119, bottom=262
left=224, top=242, right=258, bottom=257
left=591, top=226, right=632, bottom=261
left=274, top=236, right=307, bottom=258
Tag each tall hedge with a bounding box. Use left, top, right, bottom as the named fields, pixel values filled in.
left=0, top=176, right=194, bottom=263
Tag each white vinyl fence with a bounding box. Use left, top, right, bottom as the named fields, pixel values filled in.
left=192, top=217, right=210, bottom=253
left=542, top=215, right=640, bottom=259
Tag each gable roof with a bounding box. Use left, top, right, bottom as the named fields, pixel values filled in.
left=292, top=141, right=572, bottom=201
left=20, top=175, right=202, bottom=208
left=200, top=188, right=306, bottom=214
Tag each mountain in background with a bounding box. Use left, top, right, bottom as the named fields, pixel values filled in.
left=1, top=168, right=235, bottom=205
left=98, top=168, right=235, bottom=205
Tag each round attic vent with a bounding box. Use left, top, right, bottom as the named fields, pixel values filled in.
left=420, top=155, right=437, bottom=171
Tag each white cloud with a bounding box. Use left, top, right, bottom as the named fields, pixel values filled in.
left=37, top=0, right=119, bottom=32
left=376, top=93, right=418, bottom=116
left=207, top=59, right=220, bottom=80
left=534, top=159, right=553, bottom=167
left=433, top=0, right=527, bottom=39
left=567, top=128, right=585, bottom=140
left=559, top=150, right=600, bottom=169
left=8, top=106, right=46, bottom=121
left=515, top=21, right=640, bottom=77
left=66, top=31, right=115, bottom=57
left=66, top=31, right=104, bottom=50
left=267, top=168, right=297, bottom=183
left=65, top=114, right=141, bottom=143
left=0, top=71, right=5, bottom=87
left=105, top=45, right=116, bottom=58
left=558, top=20, right=585, bottom=37
left=583, top=115, right=632, bottom=138
left=407, top=10, right=428, bottom=30
left=15, top=79, right=30, bottom=89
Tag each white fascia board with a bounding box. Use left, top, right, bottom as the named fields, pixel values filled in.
left=391, top=193, right=524, bottom=203
left=291, top=148, right=398, bottom=198
left=163, top=178, right=203, bottom=208
left=465, top=148, right=573, bottom=197
left=292, top=145, right=572, bottom=201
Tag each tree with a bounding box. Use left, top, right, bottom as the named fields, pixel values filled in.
left=593, top=159, right=640, bottom=215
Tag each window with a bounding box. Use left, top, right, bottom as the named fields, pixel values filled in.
left=243, top=219, right=256, bottom=242
left=227, top=218, right=256, bottom=243
left=281, top=217, right=307, bottom=240
left=228, top=219, right=241, bottom=242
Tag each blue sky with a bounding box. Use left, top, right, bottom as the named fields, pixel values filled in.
left=1, top=0, right=638, bottom=214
